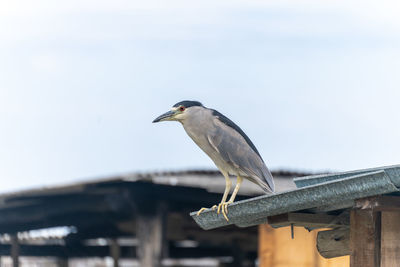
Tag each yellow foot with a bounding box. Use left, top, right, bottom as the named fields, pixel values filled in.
left=216, top=201, right=233, bottom=221
left=196, top=208, right=207, bottom=216
left=196, top=205, right=218, bottom=216
left=223, top=201, right=233, bottom=215
left=198, top=203, right=233, bottom=221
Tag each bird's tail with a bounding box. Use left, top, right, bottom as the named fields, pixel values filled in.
left=243, top=165, right=275, bottom=193
left=258, top=168, right=275, bottom=193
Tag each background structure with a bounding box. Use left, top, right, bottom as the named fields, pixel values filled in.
left=1, top=0, right=400, bottom=193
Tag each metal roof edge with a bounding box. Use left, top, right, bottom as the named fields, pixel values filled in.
left=190, top=169, right=399, bottom=230
left=293, top=164, right=400, bottom=188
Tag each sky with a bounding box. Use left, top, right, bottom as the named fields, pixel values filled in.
left=0, top=0, right=400, bottom=192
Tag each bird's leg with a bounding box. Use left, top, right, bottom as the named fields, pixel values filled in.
left=197, top=173, right=230, bottom=216
left=216, top=172, right=232, bottom=221
left=223, top=175, right=243, bottom=215
left=197, top=171, right=232, bottom=220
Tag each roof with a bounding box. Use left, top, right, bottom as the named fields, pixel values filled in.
left=190, top=164, right=400, bottom=230
left=0, top=169, right=307, bottom=262
left=0, top=169, right=303, bottom=234
left=0, top=169, right=301, bottom=203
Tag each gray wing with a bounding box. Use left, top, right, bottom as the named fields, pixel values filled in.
left=208, top=116, right=275, bottom=193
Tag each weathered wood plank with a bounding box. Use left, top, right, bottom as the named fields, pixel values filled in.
left=380, top=211, right=400, bottom=267
left=317, top=228, right=350, bottom=258
left=350, top=209, right=381, bottom=267
left=268, top=212, right=349, bottom=229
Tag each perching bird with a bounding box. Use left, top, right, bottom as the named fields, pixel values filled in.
left=153, top=100, right=275, bottom=221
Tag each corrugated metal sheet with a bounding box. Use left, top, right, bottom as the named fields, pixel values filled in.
left=190, top=165, right=400, bottom=230
left=294, top=164, right=400, bottom=188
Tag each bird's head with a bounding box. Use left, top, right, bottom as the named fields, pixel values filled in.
left=152, top=100, right=203, bottom=123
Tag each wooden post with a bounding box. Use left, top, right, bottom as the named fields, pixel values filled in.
left=380, top=211, right=400, bottom=267
left=350, top=196, right=400, bottom=267
left=350, top=209, right=381, bottom=267
left=110, top=239, right=120, bottom=267
left=10, top=235, right=19, bottom=267
left=136, top=202, right=167, bottom=267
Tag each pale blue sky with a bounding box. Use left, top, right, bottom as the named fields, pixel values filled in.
left=1, top=0, right=400, bottom=192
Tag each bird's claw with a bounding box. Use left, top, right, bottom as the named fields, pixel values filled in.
left=197, top=205, right=218, bottom=216
left=216, top=201, right=233, bottom=221
left=197, top=202, right=233, bottom=221
left=217, top=203, right=223, bottom=214
left=196, top=207, right=207, bottom=216
left=224, top=201, right=233, bottom=215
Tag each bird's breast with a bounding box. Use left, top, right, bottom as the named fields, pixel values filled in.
left=182, top=120, right=219, bottom=156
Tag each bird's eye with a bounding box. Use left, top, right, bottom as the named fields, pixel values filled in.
left=179, top=106, right=185, bottom=111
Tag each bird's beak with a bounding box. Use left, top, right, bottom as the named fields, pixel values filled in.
left=152, top=110, right=176, bottom=123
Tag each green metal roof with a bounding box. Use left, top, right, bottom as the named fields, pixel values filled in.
left=190, top=165, right=400, bottom=230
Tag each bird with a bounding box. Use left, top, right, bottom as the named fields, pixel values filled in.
left=152, top=100, right=275, bottom=221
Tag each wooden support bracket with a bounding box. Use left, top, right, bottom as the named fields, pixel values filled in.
left=317, top=228, right=350, bottom=258
left=315, top=195, right=400, bottom=264
left=268, top=212, right=349, bottom=229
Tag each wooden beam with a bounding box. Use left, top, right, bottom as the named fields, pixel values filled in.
left=136, top=202, right=167, bottom=267
left=317, top=228, right=350, bottom=258
left=380, top=211, right=400, bottom=267
left=268, top=212, right=349, bottom=229
left=355, top=196, right=400, bottom=212
left=350, top=209, right=381, bottom=267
